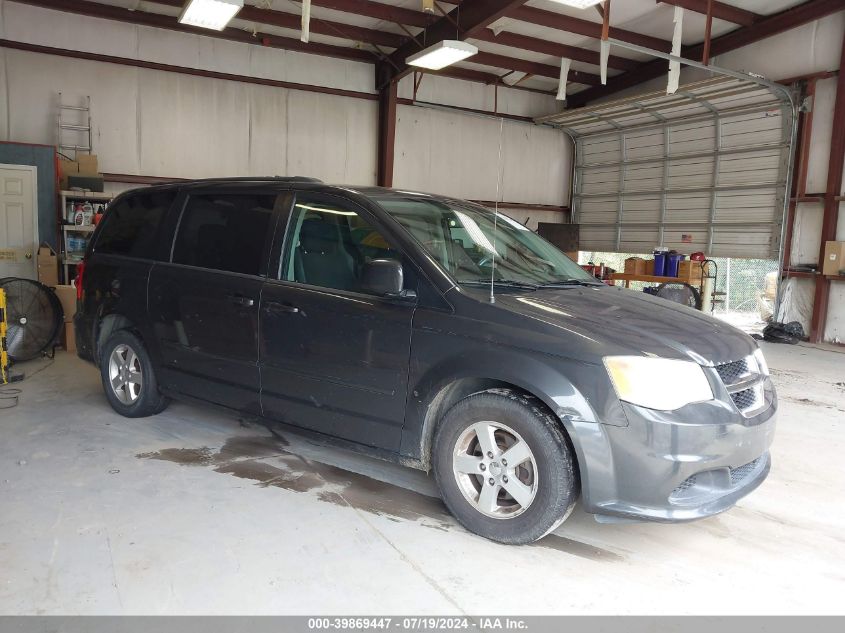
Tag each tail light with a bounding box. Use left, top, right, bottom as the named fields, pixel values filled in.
left=75, top=260, right=86, bottom=301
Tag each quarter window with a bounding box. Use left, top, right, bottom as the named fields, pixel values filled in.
left=172, top=194, right=276, bottom=276
left=95, top=191, right=176, bottom=258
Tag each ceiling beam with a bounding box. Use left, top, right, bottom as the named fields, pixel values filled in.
left=52, top=0, right=609, bottom=88
left=657, top=0, right=760, bottom=27
left=704, top=0, right=843, bottom=54
left=567, top=0, right=845, bottom=107
left=304, top=0, right=433, bottom=28
left=15, top=0, right=376, bottom=61
left=0, top=38, right=378, bottom=100
left=427, top=64, right=532, bottom=88
left=305, top=0, right=641, bottom=73
left=472, top=28, right=639, bottom=71
left=157, top=0, right=589, bottom=85
left=150, top=0, right=406, bottom=48
left=509, top=5, right=671, bottom=52
left=472, top=50, right=601, bottom=84
left=383, top=0, right=531, bottom=83
left=14, top=0, right=555, bottom=95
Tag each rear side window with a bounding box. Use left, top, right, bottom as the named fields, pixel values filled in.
left=95, top=191, right=175, bottom=258
left=172, top=193, right=276, bottom=276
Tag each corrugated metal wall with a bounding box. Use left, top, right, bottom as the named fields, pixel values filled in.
left=710, top=13, right=845, bottom=342
left=396, top=72, right=562, bottom=119
left=1, top=48, right=379, bottom=183
left=0, top=2, right=375, bottom=94
left=393, top=105, right=570, bottom=207
left=0, top=1, right=566, bottom=201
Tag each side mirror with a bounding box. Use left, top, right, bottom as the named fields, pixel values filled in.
left=361, top=259, right=407, bottom=297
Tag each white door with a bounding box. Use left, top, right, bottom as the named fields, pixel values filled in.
left=0, top=164, right=38, bottom=280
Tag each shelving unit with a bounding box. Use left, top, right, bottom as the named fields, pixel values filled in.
left=59, top=190, right=113, bottom=283
left=609, top=265, right=713, bottom=312
left=609, top=272, right=703, bottom=288
left=781, top=269, right=819, bottom=279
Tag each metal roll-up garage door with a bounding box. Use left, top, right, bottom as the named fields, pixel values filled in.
left=537, top=77, right=796, bottom=259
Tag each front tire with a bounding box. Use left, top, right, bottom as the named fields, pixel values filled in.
left=99, top=330, right=169, bottom=418
left=432, top=389, right=579, bottom=544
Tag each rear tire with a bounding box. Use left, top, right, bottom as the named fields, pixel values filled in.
left=99, top=330, right=169, bottom=418
left=432, top=389, right=579, bottom=544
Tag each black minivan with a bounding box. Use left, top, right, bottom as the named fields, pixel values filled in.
left=75, top=178, right=776, bottom=544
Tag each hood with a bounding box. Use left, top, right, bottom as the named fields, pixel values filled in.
left=462, top=285, right=756, bottom=366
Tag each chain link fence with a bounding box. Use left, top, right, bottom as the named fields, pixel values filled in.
left=578, top=251, right=779, bottom=329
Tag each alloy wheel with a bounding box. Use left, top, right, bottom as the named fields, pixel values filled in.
left=452, top=421, right=538, bottom=519
left=108, top=344, right=143, bottom=405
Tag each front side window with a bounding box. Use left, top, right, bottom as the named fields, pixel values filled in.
left=373, top=196, right=594, bottom=287
left=172, top=193, right=276, bottom=276
left=95, top=191, right=176, bottom=258
left=280, top=196, right=409, bottom=295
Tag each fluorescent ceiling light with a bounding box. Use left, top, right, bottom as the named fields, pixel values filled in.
left=548, top=0, right=605, bottom=9
left=407, top=40, right=478, bottom=70
left=178, top=0, right=243, bottom=31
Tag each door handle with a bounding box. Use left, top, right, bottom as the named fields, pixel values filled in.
left=227, top=294, right=255, bottom=307
left=265, top=300, right=300, bottom=314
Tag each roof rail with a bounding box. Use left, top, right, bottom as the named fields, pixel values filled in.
left=178, top=176, right=323, bottom=184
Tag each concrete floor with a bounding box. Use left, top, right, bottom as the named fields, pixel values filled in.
left=0, top=342, right=843, bottom=615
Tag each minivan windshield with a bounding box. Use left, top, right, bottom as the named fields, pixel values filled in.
left=373, top=196, right=597, bottom=287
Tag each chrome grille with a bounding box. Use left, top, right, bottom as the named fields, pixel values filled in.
left=730, top=388, right=757, bottom=411
left=715, top=355, right=765, bottom=415
left=716, top=358, right=750, bottom=385
left=730, top=457, right=763, bottom=486
left=673, top=475, right=697, bottom=495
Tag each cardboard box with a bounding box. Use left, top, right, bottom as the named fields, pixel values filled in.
left=36, top=243, right=59, bottom=288
left=67, top=175, right=104, bottom=192
left=76, top=153, right=99, bottom=176
left=678, top=260, right=704, bottom=281
left=58, top=159, right=79, bottom=190
left=624, top=257, right=647, bottom=275
left=63, top=322, right=77, bottom=353
left=645, top=259, right=654, bottom=275
left=53, top=284, right=77, bottom=322
left=822, top=241, right=845, bottom=276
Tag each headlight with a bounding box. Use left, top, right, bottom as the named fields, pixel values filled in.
left=603, top=356, right=714, bottom=411
left=753, top=347, right=769, bottom=376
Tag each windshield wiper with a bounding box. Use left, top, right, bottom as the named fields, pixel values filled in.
left=536, top=278, right=605, bottom=288
left=462, top=279, right=539, bottom=290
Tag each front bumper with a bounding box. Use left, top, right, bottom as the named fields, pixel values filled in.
left=571, top=378, right=777, bottom=522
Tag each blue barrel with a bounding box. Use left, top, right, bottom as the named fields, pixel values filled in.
left=653, top=253, right=666, bottom=276
left=666, top=253, right=684, bottom=277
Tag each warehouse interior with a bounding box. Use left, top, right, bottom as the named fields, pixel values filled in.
left=1, top=0, right=844, bottom=618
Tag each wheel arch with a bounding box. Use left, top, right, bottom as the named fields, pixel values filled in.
left=405, top=350, right=597, bottom=483
left=94, top=312, right=139, bottom=363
